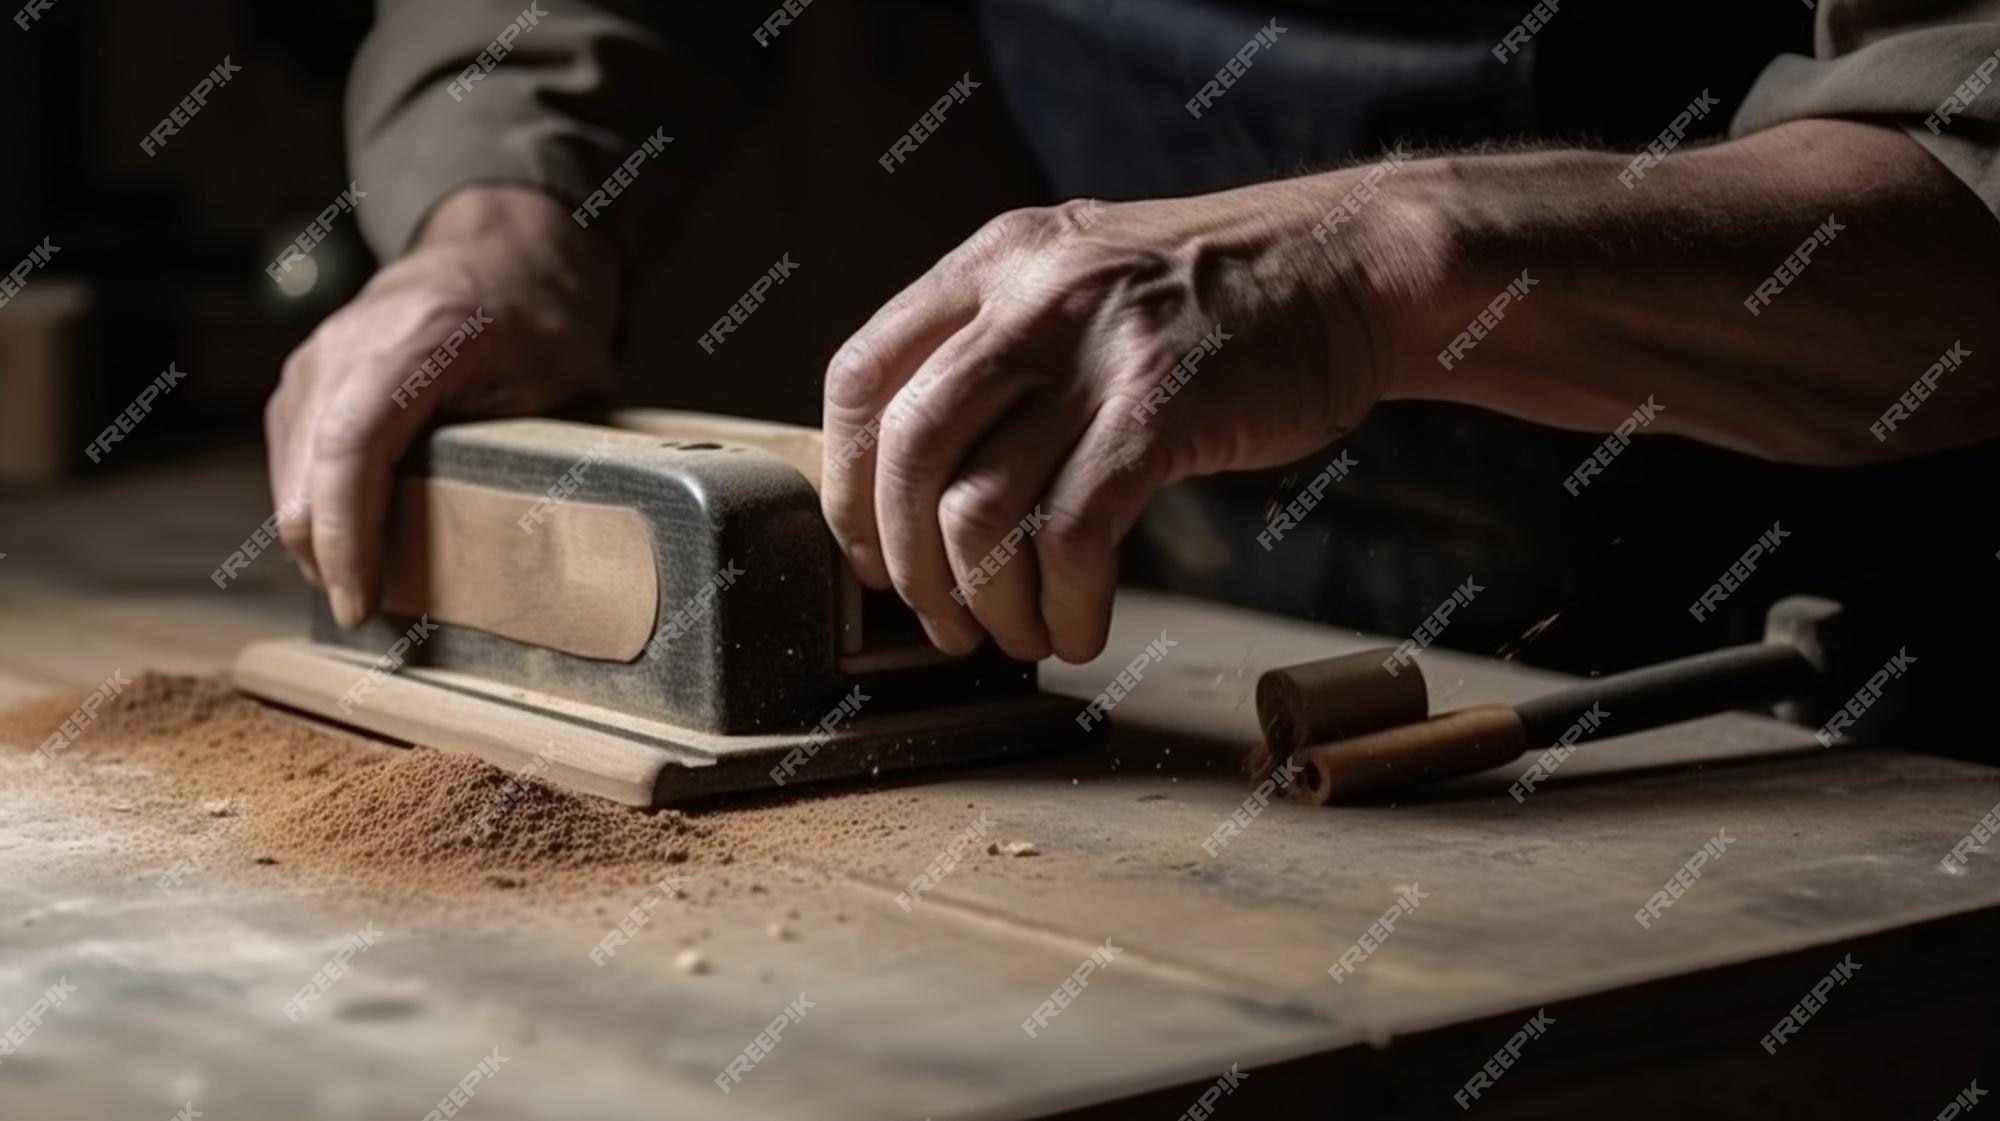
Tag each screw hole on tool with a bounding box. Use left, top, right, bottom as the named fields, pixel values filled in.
left=679, top=442, right=724, bottom=451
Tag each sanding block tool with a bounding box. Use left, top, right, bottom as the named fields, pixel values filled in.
left=232, top=410, right=1095, bottom=807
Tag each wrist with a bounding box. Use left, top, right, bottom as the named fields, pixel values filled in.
left=415, top=185, right=622, bottom=330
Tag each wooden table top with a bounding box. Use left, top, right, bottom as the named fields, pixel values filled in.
left=2, top=453, right=1996, bottom=1120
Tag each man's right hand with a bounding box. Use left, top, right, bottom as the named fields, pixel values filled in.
left=265, top=185, right=621, bottom=628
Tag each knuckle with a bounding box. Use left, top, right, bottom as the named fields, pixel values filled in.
left=825, top=336, right=888, bottom=412
left=309, top=403, right=376, bottom=458
left=276, top=510, right=312, bottom=553
left=877, top=387, right=950, bottom=473
left=966, top=207, right=1053, bottom=261
left=1037, top=505, right=1109, bottom=568
left=937, top=478, right=1015, bottom=547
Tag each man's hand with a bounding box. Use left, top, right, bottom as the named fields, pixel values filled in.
left=821, top=178, right=1414, bottom=662
left=265, top=186, right=620, bottom=627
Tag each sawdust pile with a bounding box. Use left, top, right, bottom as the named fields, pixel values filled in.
left=0, top=673, right=742, bottom=902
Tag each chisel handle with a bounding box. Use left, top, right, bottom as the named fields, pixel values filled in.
left=1294, top=705, right=1528, bottom=804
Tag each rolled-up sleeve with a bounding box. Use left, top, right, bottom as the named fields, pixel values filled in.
left=1732, top=0, right=2000, bottom=220
left=347, top=0, right=733, bottom=263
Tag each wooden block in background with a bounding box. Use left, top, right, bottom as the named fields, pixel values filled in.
left=0, top=280, right=90, bottom=487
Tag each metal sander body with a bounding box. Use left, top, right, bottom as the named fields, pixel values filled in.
left=233, top=413, right=1093, bottom=806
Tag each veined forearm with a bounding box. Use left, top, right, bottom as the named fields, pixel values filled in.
left=1374, top=119, right=2000, bottom=464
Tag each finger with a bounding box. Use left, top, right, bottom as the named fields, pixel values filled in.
left=822, top=235, right=1002, bottom=588
left=874, top=318, right=1044, bottom=654
left=939, top=392, right=1092, bottom=660
left=266, top=351, right=321, bottom=586
left=306, top=374, right=436, bottom=628
left=1035, top=403, right=1176, bottom=662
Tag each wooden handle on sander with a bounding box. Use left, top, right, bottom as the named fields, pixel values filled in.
left=1294, top=706, right=1528, bottom=804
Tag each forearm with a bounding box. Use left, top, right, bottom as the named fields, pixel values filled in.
left=349, top=0, right=737, bottom=266
left=416, top=186, right=622, bottom=333
left=1368, top=119, right=2000, bottom=463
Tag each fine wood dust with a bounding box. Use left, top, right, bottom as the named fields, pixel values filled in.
left=0, top=673, right=956, bottom=907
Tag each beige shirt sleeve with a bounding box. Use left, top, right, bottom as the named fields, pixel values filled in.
left=1732, top=0, right=2000, bottom=219
left=346, top=0, right=731, bottom=263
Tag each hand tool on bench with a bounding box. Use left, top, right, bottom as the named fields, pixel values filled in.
left=1265, top=596, right=1847, bottom=803
left=1248, top=647, right=1430, bottom=784
left=231, top=410, right=1096, bottom=808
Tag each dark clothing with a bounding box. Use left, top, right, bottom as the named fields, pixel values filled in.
left=345, top=0, right=2000, bottom=743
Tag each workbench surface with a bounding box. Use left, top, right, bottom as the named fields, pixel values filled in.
left=3, top=456, right=1996, bottom=1120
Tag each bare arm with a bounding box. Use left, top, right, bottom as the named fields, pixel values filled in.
left=825, top=118, right=2000, bottom=661
left=1373, top=118, right=2000, bottom=463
